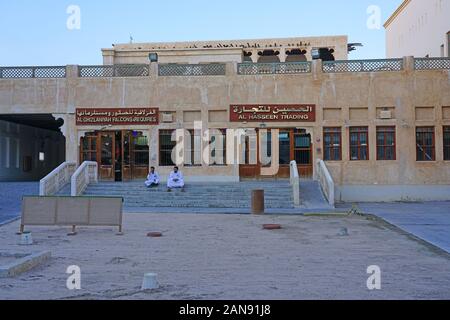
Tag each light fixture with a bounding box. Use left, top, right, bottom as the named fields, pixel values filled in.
left=148, top=53, right=158, bottom=63
left=39, top=152, right=45, bottom=162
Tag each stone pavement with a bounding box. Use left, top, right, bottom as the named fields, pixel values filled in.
left=338, top=202, right=450, bottom=254
left=0, top=182, right=39, bottom=225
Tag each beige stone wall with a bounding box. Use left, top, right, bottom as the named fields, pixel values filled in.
left=0, top=58, right=449, bottom=186
left=102, top=35, right=348, bottom=64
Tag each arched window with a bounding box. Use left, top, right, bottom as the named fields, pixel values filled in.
left=286, top=49, right=307, bottom=62
left=257, top=50, right=280, bottom=63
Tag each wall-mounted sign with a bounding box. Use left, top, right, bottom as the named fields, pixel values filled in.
left=76, top=108, right=159, bottom=126
left=230, top=104, right=316, bottom=122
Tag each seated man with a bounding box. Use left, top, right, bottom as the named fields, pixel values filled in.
left=167, top=166, right=185, bottom=191
left=145, top=167, right=160, bottom=188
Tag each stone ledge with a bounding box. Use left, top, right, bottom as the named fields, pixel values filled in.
left=0, top=251, right=51, bottom=278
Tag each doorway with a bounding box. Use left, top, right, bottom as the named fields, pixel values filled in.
left=239, top=128, right=313, bottom=179
left=80, top=130, right=149, bottom=181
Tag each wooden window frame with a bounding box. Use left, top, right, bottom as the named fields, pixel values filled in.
left=323, top=127, right=342, bottom=161
left=376, top=126, right=396, bottom=161
left=416, top=126, right=436, bottom=162
left=444, top=126, right=450, bottom=161
left=349, top=126, right=369, bottom=161
left=159, top=129, right=176, bottom=167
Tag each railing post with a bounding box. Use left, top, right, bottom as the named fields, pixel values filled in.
left=404, top=56, right=415, bottom=72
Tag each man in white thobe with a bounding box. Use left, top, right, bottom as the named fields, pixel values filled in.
left=145, top=167, right=160, bottom=188
left=167, top=166, right=185, bottom=191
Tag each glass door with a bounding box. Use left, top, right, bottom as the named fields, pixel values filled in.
left=99, top=132, right=115, bottom=181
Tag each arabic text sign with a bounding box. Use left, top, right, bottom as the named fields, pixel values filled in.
left=76, top=108, right=159, bottom=126
left=230, top=105, right=316, bottom=122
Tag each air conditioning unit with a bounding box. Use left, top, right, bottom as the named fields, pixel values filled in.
left=380, top=110, right=392, bottom=119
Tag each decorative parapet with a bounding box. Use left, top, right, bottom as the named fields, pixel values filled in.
left=414, top=57, right=450, bottom=70
left=0, top=66, right=66, bottom=79
left=158, top=63, right=226, bottom=76
left=238, top=62, right=311, bottom=75
left=323, top=59, right=403, bottom=73
left=78, top=64, right=150, bottom=77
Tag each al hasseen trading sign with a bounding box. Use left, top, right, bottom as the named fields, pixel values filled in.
left=230, top=104, right=316, bottom=122
left=76, top=108, right=159, bottom=126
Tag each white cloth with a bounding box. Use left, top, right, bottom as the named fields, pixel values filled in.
left=145, top=172, right=160, bottom=187
left=167, top=171, right=185, bottom=188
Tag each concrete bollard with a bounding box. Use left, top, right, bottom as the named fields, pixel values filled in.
left=251, top=190, right=265, bottom=215
left=20, top=232, right=33, bottom=245
left=141, top=273, right=159, bottom=290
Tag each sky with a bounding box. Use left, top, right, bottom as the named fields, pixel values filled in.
left=0, top=0, right=404, bottom=66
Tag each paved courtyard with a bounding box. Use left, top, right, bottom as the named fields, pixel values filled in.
left=1, top=213, right=449, bottom=300
left=0, top=182, right=38, bottom=225
left=338, top=202, right=450, bottom=254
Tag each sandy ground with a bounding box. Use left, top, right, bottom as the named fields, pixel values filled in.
left=1, top=213, right=450, bottom=300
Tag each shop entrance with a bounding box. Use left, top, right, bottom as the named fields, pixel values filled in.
left=239, top=128, right=313, bottom=179
left=80, top=130, right=149, bottom=181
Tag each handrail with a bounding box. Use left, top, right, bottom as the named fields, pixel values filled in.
left=39, top=162, right=77, bottom=196
left=71, top=161, right=98, bottom=196
left=289, top=160, right=300, bottom=207
left=316, top=159, right=335, bottom=207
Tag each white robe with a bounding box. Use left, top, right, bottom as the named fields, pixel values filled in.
left=167, top=171, right=185, bottom=188
left=145, top=172, right=160, bottom=187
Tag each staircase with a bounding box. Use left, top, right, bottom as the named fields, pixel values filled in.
left=82, top=180, right=296, bottom=212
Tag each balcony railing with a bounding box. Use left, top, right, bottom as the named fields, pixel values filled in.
left=78, top=64, right=150, bottom=77
left=238, top=62, right=311, bottom=75
left=158, top=63, right=226, bottom=76
left=414, top=57, right=450, bottom=70
left=0, top=66, right=66, bottom=79
left=323, top=59, right=404, bottom=73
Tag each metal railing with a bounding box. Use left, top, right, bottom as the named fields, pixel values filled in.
left=71, top=161, right=98, bottom=196
left=289, top=160, right=301, bottom=207
left=0, top=66, right=66, bottom=79
left=78, top=64, right=150, bottom=78
left=316, top=159, right=335, bottom=207
left=238, top=62, right=311, bottom=75
left=159, top=63, right=226, bottom=76
left=39, top=162, right=77, bottom=196
left=323, top=59, right=403, bottom=73
left=414, top=57, right=450, bottom=70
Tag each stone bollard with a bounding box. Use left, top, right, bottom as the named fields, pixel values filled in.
left=20, top=232, right=33, bottom=245
left=251, top=190, right=265, bottom=215
left=141, top=273, right=159, bottom=290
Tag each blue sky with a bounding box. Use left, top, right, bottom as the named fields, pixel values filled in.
left=0, top=0, right=403, bottom=66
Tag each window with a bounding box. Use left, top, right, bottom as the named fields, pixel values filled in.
left=209, top=129, right=227, bottom=166
left=416, top=127, right=435, bottom=161
left=294, top=130, right=311, bottom=165
left=159, top=130, right=176, bottom=166
left=323, top=127, right=342, bottom=161
left=349, top=127, right=369, bottom=161
left=132, top=133, right=149, bottom=166
left=81, top=133, right=97, bottom=162
left=185, top=129, right=202, bottom=166
left=376, top=126, right=396, bottom=160
left=444, top=126, right=450, bottom=161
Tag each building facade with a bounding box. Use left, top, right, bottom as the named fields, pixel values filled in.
left=0, top=36, right=450, bottom=201
left=385, top=0, right=450, bottom=58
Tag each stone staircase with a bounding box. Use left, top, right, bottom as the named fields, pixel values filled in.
left=82, top=180, right=294, bottom=210
left=78, top=180, right=334, bottom=214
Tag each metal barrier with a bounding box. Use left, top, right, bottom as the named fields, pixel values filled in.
left=71, top=161, right=98, bottom=196
left=39, top=162, right=77, bottom=196
left=316, top=159, right=335, bottom=207
left=414, top=57, right=450, bottom=70
left=323, top=59, right=403, bottom=73
left=289, top=160, right=300, bottom=207
left=238, top=62, right=311, bottom=75
left=78, top=64, right=150, bottom=77
left=158, top=63, right=226, bottom=76
left=20, top=196, right=123, bottom=235
left=0, top=66, right=66, bottom=79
